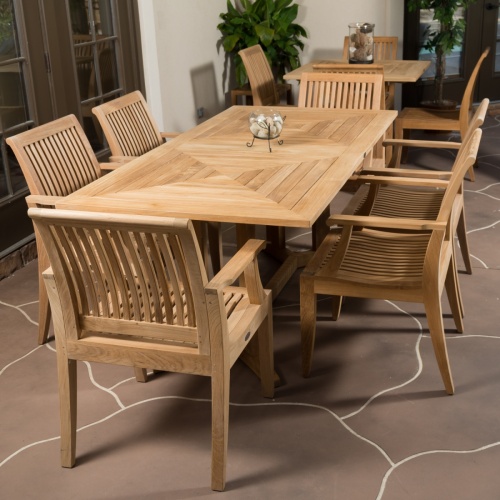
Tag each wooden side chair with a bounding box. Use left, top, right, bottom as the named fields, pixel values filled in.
left=238, top=45, right=292, bottom=106
left=92, top=91, right=222, bottom=274
left=312, top=62, right=393, bottom=110
left=298, top=71, right=384, bottom=110
left=395, top=47, right=490, bottom=181
left=346, top=98, right=489, bottom=275
left=28, top=208, right=274, bottom=492
left=6, top=115, right=118, bottom=346
left=300, top=127, right=482, bottom=395
left=342, top=35, right=398, bottom=109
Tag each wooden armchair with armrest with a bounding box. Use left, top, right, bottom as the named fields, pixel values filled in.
left=6, top=115, right=121, bottom=346
left=300, top=127, right=482, bottom=395
left=29, top=208, right=274, bottom=492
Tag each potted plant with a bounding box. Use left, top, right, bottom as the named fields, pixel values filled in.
left=408, top=0, right=478, bottom=108
left=217, top=0, right=307, bottom=88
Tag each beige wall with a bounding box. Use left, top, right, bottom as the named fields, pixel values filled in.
left=138, top=0, right=405, bottom=132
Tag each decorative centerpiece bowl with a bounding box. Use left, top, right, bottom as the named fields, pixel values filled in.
left=247, top=110, right=284, bottom=152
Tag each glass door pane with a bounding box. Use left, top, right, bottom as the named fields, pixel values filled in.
left=70, top=0, right=121, bottom=151
left=0, top=0, right=32, bottom=200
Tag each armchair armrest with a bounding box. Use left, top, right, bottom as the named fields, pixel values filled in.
left=354, top=174, right=449, bottom=189
left=109, top=155, right=137, bottom=163
left=26, top=194, right=63, bottom=208
left=383, top=138, right=461, bottom=150
left=161, top=132, right=180, bottom=140
left=355, top=167, right=452, bottom=180
left=99, top=162, right=124, bottom=171
left=327, top=214, right=446, bottom=232
left=206, top=239, right=266, bottom=303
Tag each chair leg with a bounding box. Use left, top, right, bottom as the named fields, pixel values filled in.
left=211, top=359, right=229, bottom=491
left=207, top=222, right=223, bottom=275
left=134, top=368, right=148, bottom=382
left=394, top=119, right=410, bottom=164
left=38, top=267, right=52, bottom=344
left=257, top=297, right=275, bottom=398
left=300, top=277, right=317, bottom=377
left=59, top=357, right=77, bottom=467
left=467, top=164, right=475, bottom=182
left=37, top=243, right=52, bottom=344
left=332, top=296, right=343, bottom=321
left=456, top=207, right=472, bottom=275
left=444, top=256, right=464, bottom=333
left=423, top=295, right=454, bottom=395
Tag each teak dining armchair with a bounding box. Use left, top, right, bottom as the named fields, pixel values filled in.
left=29, top=208, right=274, bottom=492
left=6, top=115, right=117, bottom=346
left=91, top=90, right=178, bottom=163
left=92, top=91, right=222, bottom=274
left=238, top=44, right=292, bottom=106
left=346, top=98, right=489, bottom=275
left=395, top=47, right=490, bottom=181
left=300, top=128, right=482, bottom=395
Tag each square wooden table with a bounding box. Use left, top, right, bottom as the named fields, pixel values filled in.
left=284, top=59, right=431, bottom=83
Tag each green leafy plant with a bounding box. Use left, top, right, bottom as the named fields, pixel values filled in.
left=408, top=0, right=478, bottom=105
left=217, top=0, right=307, bottom=87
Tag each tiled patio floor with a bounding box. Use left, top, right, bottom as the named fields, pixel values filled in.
left=1, top=115, right=499, bottom=499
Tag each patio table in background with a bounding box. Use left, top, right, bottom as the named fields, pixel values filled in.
left=284, top=59, right=430, bottom=83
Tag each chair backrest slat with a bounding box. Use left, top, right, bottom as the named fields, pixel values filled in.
left=92, top=91, right=164, bottom=157
left=239, top=45, right=280, bottom=106
left=6, top=114, right=101, bottom=197
left=298, top=72, right=384, bottom=110
left=30, top=210, right=210, bottom=347
left=458, top=47, right=490, bottom=139
left=438, top=128, right=482, bottom=226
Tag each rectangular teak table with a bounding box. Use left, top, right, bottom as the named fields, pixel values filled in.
left=57, top=105, right=396, bottom=383
left=57, top=105, right=396, bottom=294
left=283, top=59, right=431, bottom=83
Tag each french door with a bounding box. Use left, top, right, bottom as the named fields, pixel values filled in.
left=0, top=0, right=143, bottom=258
left=403, top=0, right=500, bottom=106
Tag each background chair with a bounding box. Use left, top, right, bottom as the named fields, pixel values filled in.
left=297, top=71, right=384, bottom=111
left=395, top=47, right=490, bottom=181
left=92, top=91, right=222, bottom=274
left=300, top=128, right=482, bottom=395
left=311, top=62, right=393, bottom=109
left=29, top=208, right=274, bottom=492
left=346, top=98, right=489, bottom=275
left=91, top=90, right=178, bottom=163
left=6, top=115, right=118, bottom=346
left=238, top=45, right=293, bottom=106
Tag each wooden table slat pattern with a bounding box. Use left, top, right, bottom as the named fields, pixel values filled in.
left=57, top=106, right=397, bottom=228
left=284, top=59, right=431, bottom=83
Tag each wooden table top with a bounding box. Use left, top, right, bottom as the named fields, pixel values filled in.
left=57, top=105, right=397, bottom=228
left=284, top=59, right=431, bottom=83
